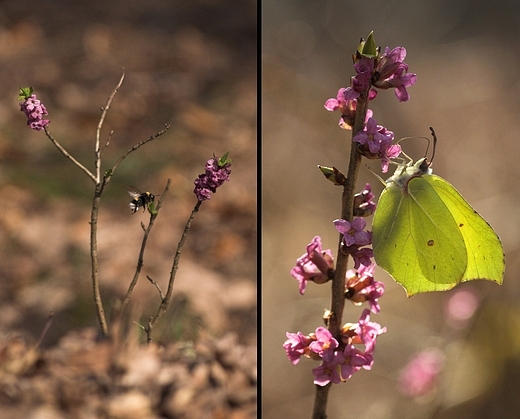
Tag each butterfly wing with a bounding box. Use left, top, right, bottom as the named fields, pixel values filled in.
left=372, top=175, right=467, bottom=296
left=424, top=175, right=505, bottom=284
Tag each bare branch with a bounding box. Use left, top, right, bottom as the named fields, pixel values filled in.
left=90, top=190, right=109, bottom=337
left=108, top=124, right=171, bottom=181
left=147, top=275, right=165, bottom=300
left=95, top=70, right=125, bottom=183
left=117, top=178, right=172, bottom=320
left=145, top=317, right=154, bottom=343
left=145, top=199, right=202, bottom=342
left=43, top=127, right=96, bottom=183
left=100, top=130, right=114, bottom=157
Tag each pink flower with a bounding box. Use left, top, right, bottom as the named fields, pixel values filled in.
left=324, top=90, right=375, bottom=130
left=334, top=217, right=372, bottom=247
left=398, top=348, right=444, bottom=397
left=353, top=117, right=394, bottom=156
left=312, top=357, right=342, bottom=386
left=373, top=46, right=417, bottom=102
left=353, top=117, right=403, bottom=171
left=381, top=143, right=402, bottom=173
left=285, top=314, right=387, bottom=385
left=324, top=88, right=351, bottom=112
left=283, top=331, right=313, bottom=365
left=19, top=94, right=50, bottom=131
left=342, top=245, right=374, bottom=270
left=444, top=287, right=480, bottom=329
left=355, top=309, right=387, bottom=353
left=338, top=344, right=374, bottom=380
left=353, top=183, right=376, bottom=217
left=290, top=236, right=334, bottom=295
left=309, top=327, right=339, bottom=362
left=345, top=263, right=385, bottom=314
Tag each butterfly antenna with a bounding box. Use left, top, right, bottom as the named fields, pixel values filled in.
left=428, top=127, right=438, bottom=165
left=397, top=135, right=430, bottom=163
left=365, top=164, right=386, bottom=185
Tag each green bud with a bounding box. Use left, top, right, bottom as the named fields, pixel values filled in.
left=18, top=86, right=34, bottom=101
left=359, top=31, right=377, bottom=58
left=218, top=151, right=233, bottom=167
left=148, top=201, right=158, bottom=215
left=318, top=165, right=346, bottom=186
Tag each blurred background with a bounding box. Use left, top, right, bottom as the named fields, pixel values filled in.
left=263, top=1, right=520, bottom=418
left=0, top=1, right=256, bottom=351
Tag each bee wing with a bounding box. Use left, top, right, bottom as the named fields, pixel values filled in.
left=127, top=186, right=141, bottom=199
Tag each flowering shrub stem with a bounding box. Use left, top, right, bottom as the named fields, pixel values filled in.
left=18, top=75, right=227, bottom=344
left=90, top=188, right=109, bottom=336
left=329, top=91, right=368, bottom=338
left=285, top=33, right=415, bottom=417
left=313, top=384, right=331, bottom=419
left=118, top=178, right=172, bottom=320
left=313, top=91, right=368, bottom=419
left=40, top=74, right=169, bottom=338
left=145, top=200, right=203, bottom=342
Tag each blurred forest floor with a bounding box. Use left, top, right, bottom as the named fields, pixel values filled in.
left=0, top=0, right=256, bottom=417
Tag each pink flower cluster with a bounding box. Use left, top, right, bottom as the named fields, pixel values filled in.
left=284, top=310, right=386, bottom=386
left=287, top=182, right=386, bottom=385
left=324, top=46, right=416, bottom=124
left=372, top=47, right=417, bottom=101
left=285, top=36, right=417, bottom=389
left=353, top=117, right=401, bottom=173
left=324, top=44, right=416, bottom=172
left=194, top=156, right=232, bottom=201
left=333, top=214, right=376, bottom=271
left=290, top=183, right=384, bottom=311
left=20, top=94, right=50, bottom=131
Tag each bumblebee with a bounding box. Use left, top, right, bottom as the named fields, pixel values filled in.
left=127, top=186, right=155, bottom=213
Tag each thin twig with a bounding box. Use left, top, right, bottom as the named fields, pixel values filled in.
left=100, top=130, right=114, bottom=157
left=133, top=321, right=146, bottom=331
left=117, top=179, right=172, bottom=321
left=107, top=124, right=171, bottom=184
left=145, top=200, right=202, bottom=343
left=95, top=70, right=125, bottom=183
left=35, top=311, right=54, bottom=349
left=147, top=275, right=165, bottom=300
left=43, top=127, right=96, bottom=183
